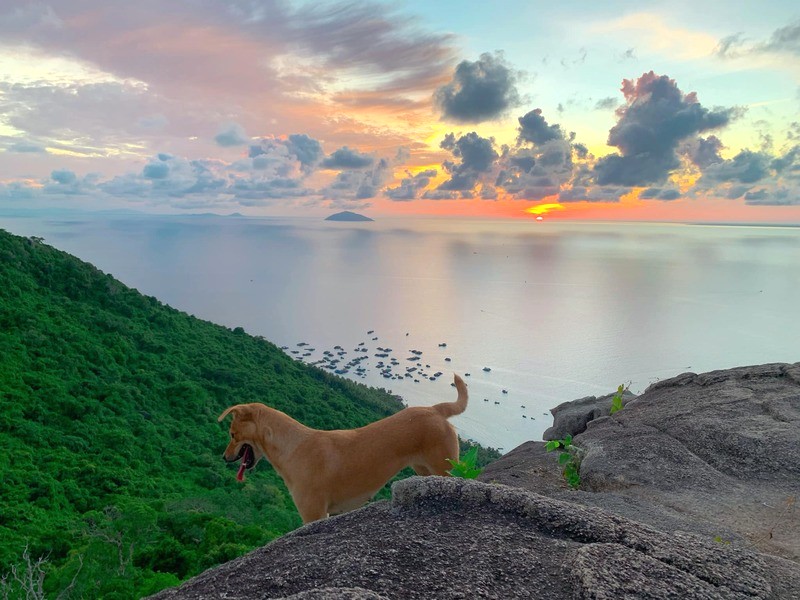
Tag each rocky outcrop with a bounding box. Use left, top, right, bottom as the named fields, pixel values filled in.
left=489, top=363, right=800, bottom=564
left=149, top=363, right=800, bottom=599
left=542, top=388, right=636, bottom=441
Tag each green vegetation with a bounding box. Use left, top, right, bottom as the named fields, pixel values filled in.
left=0, top=229, right=498, bottom=598
left=610, top=383, right=629, bottom=415
left=446, top=446, right=483, bottom=479
left=545, top=434, right=583, bottom=489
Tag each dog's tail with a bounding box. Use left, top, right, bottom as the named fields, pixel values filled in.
left=434, top=374, right=468, bottom=418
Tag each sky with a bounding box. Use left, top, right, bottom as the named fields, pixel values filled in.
left=1, top=0, right=799, bottom=221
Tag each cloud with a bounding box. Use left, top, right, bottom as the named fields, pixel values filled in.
left=517, top=109, right=565, bottom=146
left=277, top=2, right=457, bottom=98
left=760, top=21, right=800, bottom=55
left=771, top=145, right=800, bottom=174
left=594, top=97, right=619, bottom=111
left=594, top=71, right=737, bottom=186
left=0, top=0, right=457, bottom=170
left=683, top=135, right=724, bottom=168
left=6, top=139, right=47, bottom=153
left=321, top=147, right=374, bottom=169
left=714, top=33, right=747, bottom=58
left=558, top=182, right=626, bottom=203
left=689, top=142, right=800, bottom=204
left=51, top=169, right=77, bottom=185
left=0, top=181, right=38, bottom=200
left=743, top=187, right=795, bottom=206
left=483, top=109, right=586, bottom=201
left=701, top=149, right=772, bottom=184
left=715, top=21, right=800, bottom=59
left=44, top=169, right=98, bottom=196
left=434, top=52, right=522, bottom=123
left=385, top=169, right=437, bottom=201
left=286, top=134, right=323, bottom=171
left=248, top=134, right=324, bottom=177
left=320, top=158, right=391, bottom=207
left=436, top=132, right=499, bottom=192
left=214, top=122, right=249, bottom=147
left=640, top=187, right=681, bottom=201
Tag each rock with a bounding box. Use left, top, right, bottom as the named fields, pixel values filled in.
left=542, top=388, right=636, bottom=441
left=148, top=477, right=785, bottom=600
left=274, top=588, right=388, bottom=599
left=148, top=363, right=800, bottom=599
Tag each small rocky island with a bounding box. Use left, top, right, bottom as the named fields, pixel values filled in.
left=325, top=211, right=374, bottom=222
left=149, top=362, right=800, bottom=599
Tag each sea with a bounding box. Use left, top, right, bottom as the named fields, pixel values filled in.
left=2, top=211, right=799, bottom=451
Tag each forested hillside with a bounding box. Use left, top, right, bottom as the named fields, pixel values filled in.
left=0, top=228, right=425, bottom=598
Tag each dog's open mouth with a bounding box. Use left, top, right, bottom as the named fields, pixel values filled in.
left=234, top=444, right=255, bottom=482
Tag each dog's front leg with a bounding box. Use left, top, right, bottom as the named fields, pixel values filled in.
left=294, top=496, right=329, bottom=524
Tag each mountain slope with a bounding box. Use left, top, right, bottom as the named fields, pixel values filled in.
left=0, top=228, right=405, bottom=598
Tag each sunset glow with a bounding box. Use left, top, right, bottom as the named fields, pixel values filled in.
left=0, top=1, right=798, bottom=222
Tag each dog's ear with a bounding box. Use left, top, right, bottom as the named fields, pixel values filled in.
left=218, top=405, right=248, bottom=422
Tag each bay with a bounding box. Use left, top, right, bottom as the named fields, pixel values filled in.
left=3, top=212, right=799, bottom=451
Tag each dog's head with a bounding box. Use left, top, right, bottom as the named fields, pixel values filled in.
left=218, top=404, right=266, bottom=482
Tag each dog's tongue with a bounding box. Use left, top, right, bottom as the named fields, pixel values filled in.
left=236, top=446, right=251, bottom=482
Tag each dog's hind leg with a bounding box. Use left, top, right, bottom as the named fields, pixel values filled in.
left=412, top=464, right=433, bottom=476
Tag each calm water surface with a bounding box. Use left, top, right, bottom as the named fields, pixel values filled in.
left=3, top=213, right=799, bottom=450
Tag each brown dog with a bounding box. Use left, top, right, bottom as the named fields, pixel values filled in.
left=219, top=374, right=468, bottom=523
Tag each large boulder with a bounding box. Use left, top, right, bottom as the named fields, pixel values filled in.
left=149, top=477, right=790, bottom=600
left=149, top=363, right=800, bottom=599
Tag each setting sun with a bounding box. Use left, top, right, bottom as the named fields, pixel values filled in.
left=525, top=203, right=566, bottom=216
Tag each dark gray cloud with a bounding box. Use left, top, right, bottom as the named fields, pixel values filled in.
left=441, top=133, right=497, bottom=171
left=323, top=158, right=390, bottom=201
left=594, top=97, right=619, bottom=111
left=714, top=33, right=747, bottom=58
left=214, top=123, right=249, bottom=147
left=485, top=108, right=588, bottom=201
left=51, top=169, right=77, bottom=185
left=422, top=188, right=468, bottom=200
left=759, top=21, right=800, bottom=55
left=640, top=187, right=681, bottom=201
left=509, top=155, right=536, bottom=173
left=715, top=22, right=800, bottom=59
left=44, top=170, right=97, bottom=196
left=594, top=71, right=737, bottom=186
left=517, top=109, right=565, bottom=146
left=321, top=146, right=374, bottom=169
left=683, top=135, right=724, bottom=168
left=385, top=169, right=437, bottom=201
left=701, top=149, right=771, bottom=184
left=437, top=132, right=498, bottom=191
left=771, top=145, right=800, bottom=174
left=286, top=134, right=323, bottom=170
left=558, top=185, right=625, bottom=203
left=743, top=187, right=793, bottom=205
left=434, top=52, right=522, bottom=123
left=143, top=161, right=170, bottom=179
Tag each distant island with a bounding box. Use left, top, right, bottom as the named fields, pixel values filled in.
left=325, top=211, right=374, bottom=222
